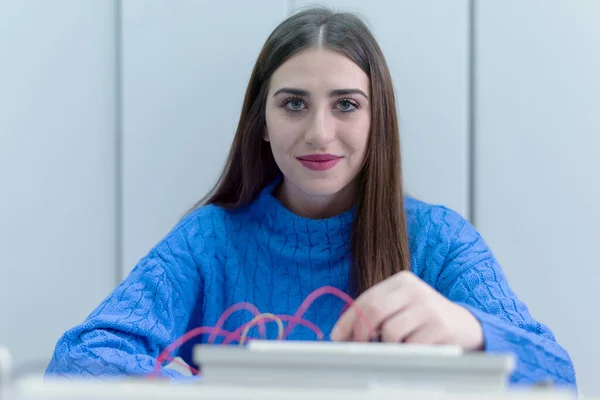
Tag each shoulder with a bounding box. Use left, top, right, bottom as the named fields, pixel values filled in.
left=147, top=203, right=241, bottom=261
left=178, top=203, right=233, bottom=235
left=403, top=196, right=486, bottom=284
left=403, top=195, right=469, bottom=241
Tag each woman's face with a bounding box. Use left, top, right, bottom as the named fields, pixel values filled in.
left=265, top=47, right=371, bottom=212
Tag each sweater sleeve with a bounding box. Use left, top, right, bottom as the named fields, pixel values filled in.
left=434, top=212, right=576, bottom=388
left=45, top=218, right=205, bottom=380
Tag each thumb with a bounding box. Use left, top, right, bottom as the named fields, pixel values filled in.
left=330, top=306, right=357, bottom=341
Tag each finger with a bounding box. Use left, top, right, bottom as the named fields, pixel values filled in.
left=351, top=287, right=413, bottom=342
left=403, top=323, right=444, bottom=345
left=330, top=304, right=357, bottom=341
left=330, top=272, right=418, bottom=341
left=331, top=303, right=378, bottom=341
left=330, top=294, right=378, bottom=341
left=379, top=304, right=427, bottom=343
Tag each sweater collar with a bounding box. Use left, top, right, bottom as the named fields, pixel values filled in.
left=249, top=177, right=355, bottom=244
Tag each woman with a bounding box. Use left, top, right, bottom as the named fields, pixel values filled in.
left=46, top=7, right=575, bottom=387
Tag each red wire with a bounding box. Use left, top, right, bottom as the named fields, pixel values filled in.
left=162, top=355, right=200, bottom=375
left=152, top=315, right=322, bottom=377
left=153, top=326, right=232, bottom=377
left=152, top=286, right=369, bottom=378
left=282, top=286, right=374, bottom=339
left=220, top=314, right=279, bottom=345
left=235, top=313, right=284, bottom=346
left=339, top=302, right=350, bottom=317
left=276, top=314, right=324, bottom=340
left=222, top=313, right=325, bottom=345
left=207, top=301, right=265, bottom=344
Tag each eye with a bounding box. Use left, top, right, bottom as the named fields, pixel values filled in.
left=336, top=98, right=360, bottom=112
left=282, top=97, right=307, bottom=112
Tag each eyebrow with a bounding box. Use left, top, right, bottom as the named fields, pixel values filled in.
left=273, top=87, right=369, bottom=100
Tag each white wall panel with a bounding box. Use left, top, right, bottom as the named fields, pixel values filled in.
left=475, top=0, right=600, bottom=394
left=0, top=0, right=117, bottom=368
left=121, top=0, right=289, bottom=274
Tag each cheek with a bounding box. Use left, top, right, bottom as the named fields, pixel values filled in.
left=344, top=119, right=371, bottom=156
left=265, top=114, right=302, bottom=151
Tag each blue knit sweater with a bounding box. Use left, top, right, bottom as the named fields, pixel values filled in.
left=46, top=179, right=576, bottom=386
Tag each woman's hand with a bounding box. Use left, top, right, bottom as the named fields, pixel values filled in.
left=330, top=271, right=484, bottom=351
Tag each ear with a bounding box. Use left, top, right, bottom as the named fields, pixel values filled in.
left=263, top=126, right=270, bottom=142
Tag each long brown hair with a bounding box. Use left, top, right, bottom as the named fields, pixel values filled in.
left=191, top=6, right=410, bottom=295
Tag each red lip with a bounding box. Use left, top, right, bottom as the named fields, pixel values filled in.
left=296, top=154, right=342, bottom=171
left=297, top=154, right=342, bottom=162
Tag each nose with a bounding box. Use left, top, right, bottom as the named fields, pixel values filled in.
left=304, top=108, right=335, bottom=148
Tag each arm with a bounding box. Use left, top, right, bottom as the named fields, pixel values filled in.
left=435, top=214, right=576, bottom=387
left=45, top=218, right=205, bottom=380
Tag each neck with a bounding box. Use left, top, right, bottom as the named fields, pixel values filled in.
left=276, top=179, right=357, bottom=219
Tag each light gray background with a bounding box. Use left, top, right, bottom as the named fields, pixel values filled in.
left=0, top=0, right=118, bottom=373
left=0, top=0, right=597, bottom=394
left=474, top=0, right=600, bottom=393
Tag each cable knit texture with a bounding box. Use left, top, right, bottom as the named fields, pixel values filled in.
left=45, top=180, right=576, bottom=387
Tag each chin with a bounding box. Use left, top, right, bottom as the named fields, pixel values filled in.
left=294, top=175, right=351, bottom=198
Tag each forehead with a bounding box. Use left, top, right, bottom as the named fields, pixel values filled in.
left=269, top=48, right=370, bottom=94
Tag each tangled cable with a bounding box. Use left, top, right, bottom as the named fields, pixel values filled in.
left=152, top=285, right=374, bottom=378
